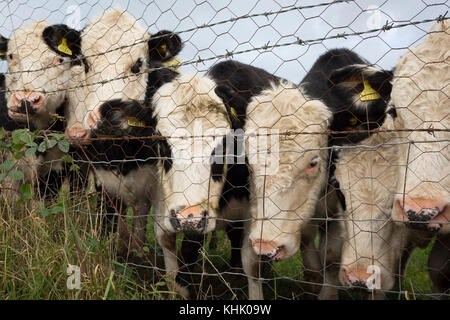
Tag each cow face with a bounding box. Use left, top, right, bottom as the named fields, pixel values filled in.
left=390, top=21, right=450, bottom=234
left=326, top=64, right=393, bottom=145
left=243, top=82, right=331, bottom=260
left=334, top=125, right=408, bottom=293
left=153, top=74, right=231, bottom=234
left=1, top=22, right=86, bottom=129
left=75, top=8, right=182, bottom=144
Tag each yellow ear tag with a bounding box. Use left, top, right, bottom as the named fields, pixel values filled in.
left=230, top=107, right=239, bottom=122
left=360, top=80, right=381, bottom=101
left=349, top=117, right=358, bottom=126
left=127, top=117, right=146, bottom=128
left=0, top=52, right=5, bottom=56
left=160, top=43, right=167, bottom=55
left=57, top=38, right=72, bottom=56
left=162, top=58, right=181, bottom=72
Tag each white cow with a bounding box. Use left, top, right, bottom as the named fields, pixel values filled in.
left=0, top=21, right=88, bottom=204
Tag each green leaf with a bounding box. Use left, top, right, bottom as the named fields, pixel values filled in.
left=38, top=141, right=47, bottom=153
left=48, top=133, right=66, bottom=140
left=70, top=164, right=80, bottom=171
left=19, top=183, right=33, bottom=200
left=58, top=139, right=70, bottom=153
left=0, top=128, right=6, bottom=140
left=0, top=159, right=15, bottom=171
left=0, top=172, right=7, bottom=182
left=47, top=139, right=57, bottom=149
left=12, top=129, right=33, bottom=144
left=61, top=154, right=73, bottom=163
left=12, top=143, right=25, bottom=151
left=25, top=147, right=37, bottom=157
left=8, top=170, right=24, bottom=180
left=25, top=142, right=37, bottom=148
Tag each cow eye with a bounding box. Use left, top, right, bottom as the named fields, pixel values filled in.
left=308, top=155, right=319, bottom=168
left=131, top=58, right=143, bottom=74
left=8, top=53, right=13, bottom=60
left=54, top=56, right=65, bottom=65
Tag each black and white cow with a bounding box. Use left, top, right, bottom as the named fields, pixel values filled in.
left=310, top=21, right=449, bottom=299
left=64, top=9, right=183, bottom=259
left=208, top=47, right=396, bottom=298
left=87, top=60, right=256, bottom=298
left=0, top=22, right=89, bottom=204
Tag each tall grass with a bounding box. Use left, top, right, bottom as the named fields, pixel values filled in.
left=0, top=183, right=436, bottom=300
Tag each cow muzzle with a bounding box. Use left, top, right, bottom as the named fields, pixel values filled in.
left=9, top=91, right=44, bottom=119
left=340, top=265, right=383, bottom=291
left=86, top=110, right=102, bottom=130
left=169, top=205, right=208, bottom=233
left=395, top=197, right=450, bottom=232
left=67, top=127, right=90, bottom=145
left=251, top=239, right=286, bottom=261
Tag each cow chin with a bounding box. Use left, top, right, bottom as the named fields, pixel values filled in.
left=248, top=227, right=301, bottom=261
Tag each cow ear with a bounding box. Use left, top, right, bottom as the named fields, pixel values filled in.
left=328, top=64, right=393, bottom=101
left=0, top=36, right=8, bottom=60
left=148, top=30, right=183, bottom=62
left=42, top=24, right=82, bottom=58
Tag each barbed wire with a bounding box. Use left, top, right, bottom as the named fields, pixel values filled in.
left=4, top=0, right=359, bottom=75
left=1, top=14, right=448, bottom=95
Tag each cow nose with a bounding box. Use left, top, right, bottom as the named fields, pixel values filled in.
left=169, top=205, right=208, bottom=233
left=87, top=110, right=102, bottom=129
left=12, top=91, right=44, bottom=110
left=395, top=197, right=449, bottom=231
left=251, top=240, right=286, bottom=261
left=67, top=127, right=90, bottom=145
left=340, top=266, right=382, bottom=289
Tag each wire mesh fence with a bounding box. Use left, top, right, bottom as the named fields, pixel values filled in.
left=0, top=0, right=448, bottom=300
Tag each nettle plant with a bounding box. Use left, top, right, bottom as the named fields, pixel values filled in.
left=0, top=127, right=75, bottom=204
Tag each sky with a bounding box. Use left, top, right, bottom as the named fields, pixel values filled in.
left=0, top=0, right=448, bottom=83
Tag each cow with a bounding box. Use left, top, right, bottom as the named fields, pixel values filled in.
left=318, top=20, right=449, bottom=299
left=0, top=21, right=89, bottom=205
left=86, top=63, right=255, bottom=298
left=64, top=8, right=184, bottom=263
left=389, top=19, right=449, bottom=297
left=211, top=47, right=400, bottom=299
left=211, top=55, right=392, bottom=298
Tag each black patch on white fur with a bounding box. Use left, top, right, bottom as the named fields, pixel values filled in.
left=42, top=24, right=88, bottom=73
left=301, top=48, right=393, bottom=145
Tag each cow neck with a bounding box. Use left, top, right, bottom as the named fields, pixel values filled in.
left=144, top=63, right=179, bottom=107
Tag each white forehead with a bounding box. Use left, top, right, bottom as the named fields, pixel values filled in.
left=245, top=81, right=331, bottom=149
left=391, top=21, right=449, bottom=122
left=154, top=73, right=230, bottom=132
left=82, top=7, right=149, bottom=68
left=7, top=20, right=51, bottom=57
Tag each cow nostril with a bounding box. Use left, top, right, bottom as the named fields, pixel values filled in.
left=31, top=95, right=43, bottom=106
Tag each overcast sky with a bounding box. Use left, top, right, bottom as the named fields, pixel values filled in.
left=0, top=0, right=447, bottom=83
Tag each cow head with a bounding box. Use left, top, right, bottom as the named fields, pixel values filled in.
left=326, top=63, right=393, bottom=145
left=216, top=81, right=332, bottom=260
left=389, top=20, right=450, bottom=234
left=1, top=22, right=86, bottom=129
left=333, top=128, right=409, bottom=293
left=153, top=74, right=232, bottom=234
left=71, top=8, right=182, bottom=144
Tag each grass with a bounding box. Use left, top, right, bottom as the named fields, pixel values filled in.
left=0, top=183, right=437, bottom=300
